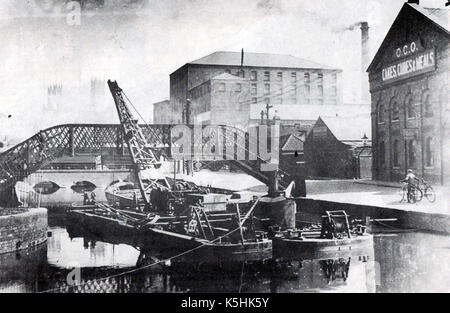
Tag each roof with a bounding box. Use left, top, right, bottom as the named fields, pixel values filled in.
left=189, top=51, right=339, bottom=70
left=250, top=104, right=371, bottom=121
left=368, top=3, right=449, bottom=72
left=318, top=116, right=371, bottom=142
left=280, top=134, right=304, bottom=152
left=409, top=4, right=449, bottom=33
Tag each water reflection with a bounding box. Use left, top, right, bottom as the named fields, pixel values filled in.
left=1, top=213, right=449, bottom=293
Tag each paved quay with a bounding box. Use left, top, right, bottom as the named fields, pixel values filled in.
left=306, top=179, right=450, bottom=216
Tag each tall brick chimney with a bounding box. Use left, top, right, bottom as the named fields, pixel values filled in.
left=360, top=21, right=370, bottom=104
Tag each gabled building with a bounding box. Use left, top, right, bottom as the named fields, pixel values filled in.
left=367, top=2, right=449, bottom=184
left=304, top=116, right=371, bottom=179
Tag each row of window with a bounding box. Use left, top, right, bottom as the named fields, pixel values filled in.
left=250, top=97, right=335, bottom=105
left=214, top=81, right=336, bottom=98
left=225, top=69, right=337, bottom=84
left=378, top=138, right=434, bottom=168
left=377, top=94, right=433, bottom=123
left=250, top=83, right=336, bottom=97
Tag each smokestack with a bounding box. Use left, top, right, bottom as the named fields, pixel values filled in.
left=360, top=21, right=370, bottom=104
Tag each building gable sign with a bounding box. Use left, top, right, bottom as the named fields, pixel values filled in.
left=382, top=44, right=435, bottom=84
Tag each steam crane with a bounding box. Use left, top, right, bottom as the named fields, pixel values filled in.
left=107, top=80, right=163, bottom=209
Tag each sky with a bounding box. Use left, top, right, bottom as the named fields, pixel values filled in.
left=0, top=0, right=448, bottom=143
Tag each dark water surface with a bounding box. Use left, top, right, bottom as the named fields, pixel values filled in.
left=0, top=212, right=449, bottom=293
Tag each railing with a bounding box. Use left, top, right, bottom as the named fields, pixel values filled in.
left=0, top=123, right=287, bottom=201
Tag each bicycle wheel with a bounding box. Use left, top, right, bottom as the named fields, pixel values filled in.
left=415, top=188, right=423, bottom=202
left=425, top=187, right=436, bottom=203
left=407, top=190, right=416, bottom=203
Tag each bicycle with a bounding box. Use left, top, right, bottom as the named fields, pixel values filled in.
left=417, top=179, right=436, bottom=203
left=399, top=181, right=422, bottom=204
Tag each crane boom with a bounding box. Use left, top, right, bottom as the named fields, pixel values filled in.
left=107, top=80, right=161, bottom=208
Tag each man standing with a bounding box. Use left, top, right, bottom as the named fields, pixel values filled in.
left=401, top=169, right=420, bottom=203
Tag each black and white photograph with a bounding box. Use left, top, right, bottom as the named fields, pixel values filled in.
left=0, top=0, right=449, bottom=299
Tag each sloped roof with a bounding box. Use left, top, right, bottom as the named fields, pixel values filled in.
left=410, top=4, right=449, bottom=33
left=250, top=104, right=371, bottom=121
left=368, top=3, right=449, bottom=72
left=319, top=116, right=371, bottom=142
left=189, top=51, right=338, bottom=70
left=280, top=134, right=304, bottom=152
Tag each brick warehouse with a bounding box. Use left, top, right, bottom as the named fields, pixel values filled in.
left=367, top=2, right=449, bottom=184
left=158, top=51, right=343, bottom=125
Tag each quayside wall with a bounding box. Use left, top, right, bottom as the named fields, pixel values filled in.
left=296, top=198, right=450, bottom=234
left=0, top=208, right=48, bottom=254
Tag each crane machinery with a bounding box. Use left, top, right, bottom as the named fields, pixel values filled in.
left=107, top=80, right=167, bottom=210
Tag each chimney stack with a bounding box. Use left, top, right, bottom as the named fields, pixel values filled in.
left=360, top=21, right=370, bottom=104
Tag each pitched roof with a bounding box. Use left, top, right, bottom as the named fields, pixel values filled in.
left=367, top=3, right=449, bottom=72
left=189, top=51, right=338, bottom=70
left=318, top=116, right=371, bottom=142
left=280, top=134, right=304, bottom=152
left=409, top=4, right=449, bottom=33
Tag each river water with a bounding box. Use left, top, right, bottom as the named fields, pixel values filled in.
left=0, top=212, right=449, bottom=293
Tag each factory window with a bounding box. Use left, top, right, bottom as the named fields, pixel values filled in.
left=317, top=85, right=323, bottom=96
left=252, top=97, right=257, bottom=104
left=225, top=69, right=231, bottom=74
left=305, top=85, right=310, bottom=97
left=291, top=72, right=297, bottom=82
left=378, top=103, right=384, bottom=123
left=406, top=96, right=415, bottom=119
left=379, top=141, right=385, bottom=165
left=393, top=140, right=400, bottom=167
left=235, top=83, right=242, bottom=92
left=250, top=71, right=257, bottom=81
left=264, top=71, right=270, bottom=81
left=330, top=99, right=337, bottom=105
left=218, top=83, right=226, bottom=92
left=391, top=100, right=399, bottom=121
left=264, top=98, right=270, bottom=105
left=251, top=83, right=257, bottom=95
left=291, top=97, right=297, bottom=104
left=317, top=99, right=324, bottom=106
left=317, top=72, right=323, bottom=84
left=264, top=83, right=270, bottom=95
left=425, top=137, right=433, bottom=167
left=277, top=72, right=283, bottom=81
left=304, top=73, right=310, bottom=97
left=236, top=70, right=245, bottom=78
left=276, top=97, right=282, bottom=104
left=424, top=94, right=433, bottom=117
left=304, top=72, right=310, bottom=84
left=407, top=140, right=415, bottom=168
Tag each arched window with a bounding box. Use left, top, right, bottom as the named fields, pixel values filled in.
left=391, top=100, right=399, bottom=121
left=377, top=103, right=384, bottom=123
left=425, top=137, right=433, bottom=167
left=407, top=140, right=415, bottom=168
left=393, top=140, right=400, bottom=167
left=379, top=141, right=385, bottom=166
left=424, top=94, right=433, bottom=117
left=406, top=96, right=414, bottom=119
